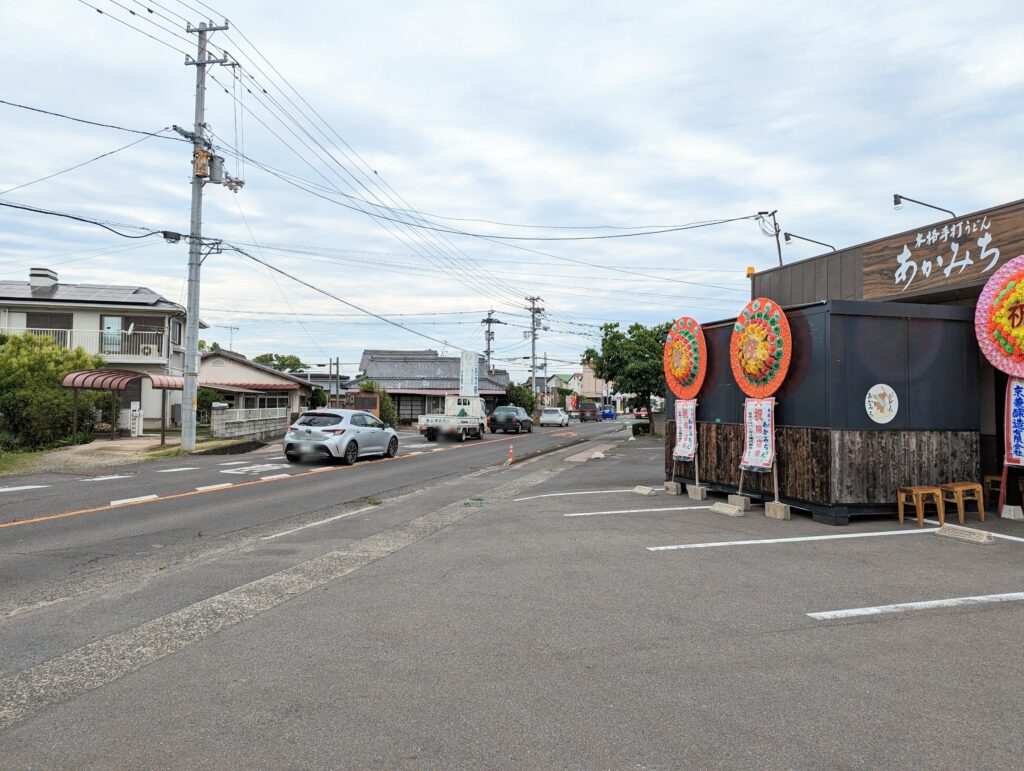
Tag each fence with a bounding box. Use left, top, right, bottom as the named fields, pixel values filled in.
left=222, top=407, right=289, bottom=422
left=1, top=327, right=165, bottom=359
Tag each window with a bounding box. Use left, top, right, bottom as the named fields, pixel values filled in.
left=26, top=312, right=72, bottom=330
left=296, top=413, right=343, bottom=427
left=350, top=414, right=367, bottom=427
left=365, top=415, right=384, bottom=429
left=171, top=320, right=182, bottom=345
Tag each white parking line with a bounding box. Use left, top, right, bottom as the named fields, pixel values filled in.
left=80, top=475, right=132, bottom=482
left=218, top=461, right=248, bottom=466
left=154, top=467, right=199, bottom=473
left=648, top=528, right=938, bottom=552
left=515, top=489, right=633, bottom=502
left=196, top=483, right=233, bottom=491
left=110, top=494, right=159, bottom=506
left=807, top=591, right=1024, bottom=620
left=0, top=485, right=49, bottom=494
left=566, top=505, right=713, bottom=518
left=261, top=504, right=378, bottom=541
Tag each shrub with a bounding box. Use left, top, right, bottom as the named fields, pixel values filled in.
left=358, top=379, right=398, bottom=428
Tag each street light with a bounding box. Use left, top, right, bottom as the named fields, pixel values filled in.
left=893, top=194, right=955, bottom=219
left=783, top=232, right=836, bottom=252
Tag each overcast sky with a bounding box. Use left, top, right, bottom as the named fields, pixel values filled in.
left=2, top=1, right=1022, bottom=377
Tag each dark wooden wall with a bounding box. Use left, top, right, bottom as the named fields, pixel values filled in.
left=665, top=421, right=980, bottom=507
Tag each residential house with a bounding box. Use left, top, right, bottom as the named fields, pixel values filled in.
left=199, top=349, right=314, bottom=419
left=0, top=267, right=191, bottom=428
left=545, top=372, right=582, bottom=394
left=579, top=361, right=610, bottom=403
left=354, top=349, right=510, bottom=421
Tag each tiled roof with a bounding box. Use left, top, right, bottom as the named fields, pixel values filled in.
left=358, top=349, right=510, bottom=392
left=0, top=280, right=182, bottom=309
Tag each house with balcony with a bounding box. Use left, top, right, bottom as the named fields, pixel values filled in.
left=0, top=267, right=190, bottom=428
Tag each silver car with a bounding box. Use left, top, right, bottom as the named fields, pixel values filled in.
left=284, top=409, right=398, bottom=465
left=539, top=407, right=570, bottom=427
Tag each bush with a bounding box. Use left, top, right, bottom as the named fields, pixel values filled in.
left=631, top=421, right=651, bottom=437
left=0, top=333, right=105, bottom=449
left=359, top=379, right=398, bottom=428
left=505, top=382, right=536, bottom=414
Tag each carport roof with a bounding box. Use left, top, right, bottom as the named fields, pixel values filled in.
left=61, top=369, right=183, bottom=391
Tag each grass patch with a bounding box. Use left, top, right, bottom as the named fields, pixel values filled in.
left=366, top=498, right=383, bottom=506
left=145, top=446, right=190, bottom=460
left=0, top=449, right=53, bottom=477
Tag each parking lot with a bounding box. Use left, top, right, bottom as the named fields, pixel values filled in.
left=3, top=434, right=1022, bottom=768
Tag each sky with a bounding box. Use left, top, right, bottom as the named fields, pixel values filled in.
left=2, top=0, right=1023, bottom=379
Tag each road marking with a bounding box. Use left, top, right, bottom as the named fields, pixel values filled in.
left=0, top=485, right=49, bottom=494
left=260, top=473, right=290, bottom=481
left=0, top=466, right=562, bottom=731
left=261, top=504, right=378, bottom=541
left=218, top=461, right=248, bottom=466
left=196, top=483, right=233, bottom=491
left=648, top=528, right=939, bottom=551
left=154, top=467, right=199, bottom=473
left=922, top=518, right=1024, bottom=544
left=566, top=505, right=713, bottom=518
left=79, top=475, right=132, bottom=482
left=109, top=494, right=159, bottom=506
left=405, top=451, right=425, bottom=456
left=267, top=456, right=286, bottom=460
left=515, top=488, right=633, bottom=502
left=220, top=463, right=290, bottom=476
left=807, top=591, right=1024, bottom=621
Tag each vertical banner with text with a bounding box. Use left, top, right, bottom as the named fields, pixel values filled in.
left=741, top=397, right=775, bottom=471
left=1005, top=378, right=1024, bottom=466
left=673, top=399, right=697, bottom=461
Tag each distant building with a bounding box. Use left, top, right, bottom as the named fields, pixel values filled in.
left=354, top=349, right=510, bottom=421
left=199, top=349, right=314, bottom=419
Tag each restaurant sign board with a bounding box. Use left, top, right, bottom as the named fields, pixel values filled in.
left=862, top=199, right=1024, bottom=301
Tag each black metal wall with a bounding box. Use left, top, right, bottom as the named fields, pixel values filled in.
left=666, top=300, right=978, bottom=432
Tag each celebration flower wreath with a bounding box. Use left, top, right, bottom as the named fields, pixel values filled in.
left=975, top=254, right=1024, bottom=376
left=730, top=297, right=791, bottom=398
left=663, top=316, right=707, bottom=399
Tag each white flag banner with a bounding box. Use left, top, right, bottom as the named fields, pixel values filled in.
left=673, top=399, right=697, bottom=461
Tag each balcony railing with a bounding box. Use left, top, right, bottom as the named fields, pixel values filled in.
left=0, top=327, right=166, bottom=359
left=223, top=407, right=288, bottom=422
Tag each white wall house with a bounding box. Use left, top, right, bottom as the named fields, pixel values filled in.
left=0, top=267, right=191, bottom=428
left=199, top=349, right=313, bottom=419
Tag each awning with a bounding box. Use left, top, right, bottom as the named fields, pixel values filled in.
left=203, top=381, right=300, bottom=391
left=61, top=369, right=183, bottom=391
left=199, top=383, right=264, bottom=394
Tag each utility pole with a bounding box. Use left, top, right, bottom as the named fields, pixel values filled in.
left=480, top=310, right=505, bottom=374
left=526, top=296, right=544, bottom=395
left=181, top=19, right=230, bottom=451
left=543, top=352, right=548, bottom=406
left=758, top=210, right=784, bottom=267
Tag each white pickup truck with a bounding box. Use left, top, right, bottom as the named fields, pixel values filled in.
left=417, top=395, right=487, bottom=442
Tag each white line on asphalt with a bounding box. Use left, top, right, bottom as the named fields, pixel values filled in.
left=195, top=483, right=233, bottom=491
left=922, top=518, right=1024, bottom=544
left=267, top=456, right=286, bottom=460
left=109, top=494, right=159, bottom=506
left=154, top=467, right=199, bottom=473
left=648, top=528, right=939, bottom=551
left=515, top=488, right=633, bottom=502
left=80, top=475, right=132, bottom=482
left=566, top=505, right=713, bottom=518
left=261, top=504, right=378, bottom=540
left=807, top=591, right=1024, bottom=620
left=0, top=485, right=49, bottom=494
left=260, top=473, right=290, bottom=481
left=218, top=461, right=248, bottom=466
left=405, top=451, right=425, bottom=456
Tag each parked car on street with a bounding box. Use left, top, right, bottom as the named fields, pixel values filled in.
left=634, top=406, right=649, bottom=419
left=487, top=405, right=533, bottom=433
left=539, top=407, right=570, bottom=427
left=601, top=406, right=616, bottom=420
left=579, top=402, right=603, bottom=422
left=417, top=395, right=486, bottom=442
left=284, top=409, right=398, bottom=465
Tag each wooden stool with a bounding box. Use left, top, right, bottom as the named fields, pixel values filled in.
left=897, top=486, right=944, bottom=528
left=983, top=475, right=1002, bottom=509
left=939, top=483, right=985, bottom=524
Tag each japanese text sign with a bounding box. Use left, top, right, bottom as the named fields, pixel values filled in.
left=1005, top=378, right=1024, bottom=466
left=673, top=399, right=697, bottom=461
left=741, top=397, right=775, bottom=471
left=863, top=202, right=1024, bottom=301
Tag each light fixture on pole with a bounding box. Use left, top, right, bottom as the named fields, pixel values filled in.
left=893, top=194, right=955, bottom=219
left=783, top=232, right=837, bottom=252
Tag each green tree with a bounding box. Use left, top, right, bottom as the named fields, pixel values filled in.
left=252, top=353, right=308, bottom=373
left=0, top=333, right=105, bottom=449
left=505, top=382, right=536, bottom=414
left=358, top=380, right=398, bottom=428
left=311, top=385, right=328, bottom=408
left=583, top=321, right=671, bottom=413
left=198, top=340, right=220, bottom=353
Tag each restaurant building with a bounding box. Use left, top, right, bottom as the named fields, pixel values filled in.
left=665, top=197, right=1024, bottom=524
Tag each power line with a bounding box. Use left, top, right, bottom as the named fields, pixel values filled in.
left=76, top=0, right=192, bottom=55
left=0, top=99, right=186, bottom=141
left=0, top=201, right=165, bottom=239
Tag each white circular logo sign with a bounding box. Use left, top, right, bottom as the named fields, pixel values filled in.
left=865, top=384, right=898, bottom=424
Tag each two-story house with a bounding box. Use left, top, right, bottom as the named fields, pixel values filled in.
left=0, top=267, right=191, bottom=428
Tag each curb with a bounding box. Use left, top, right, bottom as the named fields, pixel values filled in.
left=510, top=435, right=606, bottom=465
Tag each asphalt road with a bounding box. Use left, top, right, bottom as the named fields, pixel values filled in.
left=3, top=428, right=1023, bottom=768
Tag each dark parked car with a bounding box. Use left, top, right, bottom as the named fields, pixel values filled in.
left=579, top=402, right=602, bottom=422
left=487, top=405, right=534, bottom=433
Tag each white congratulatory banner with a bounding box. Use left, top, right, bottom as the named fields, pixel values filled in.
left=741, top=397, right=775, bottom=471
left=673, top=399, right=697, bottom=461
left=460, top=351, right=480, bottom=396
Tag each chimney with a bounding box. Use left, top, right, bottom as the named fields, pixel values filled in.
left=29, top=267, right=58, bottom=289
